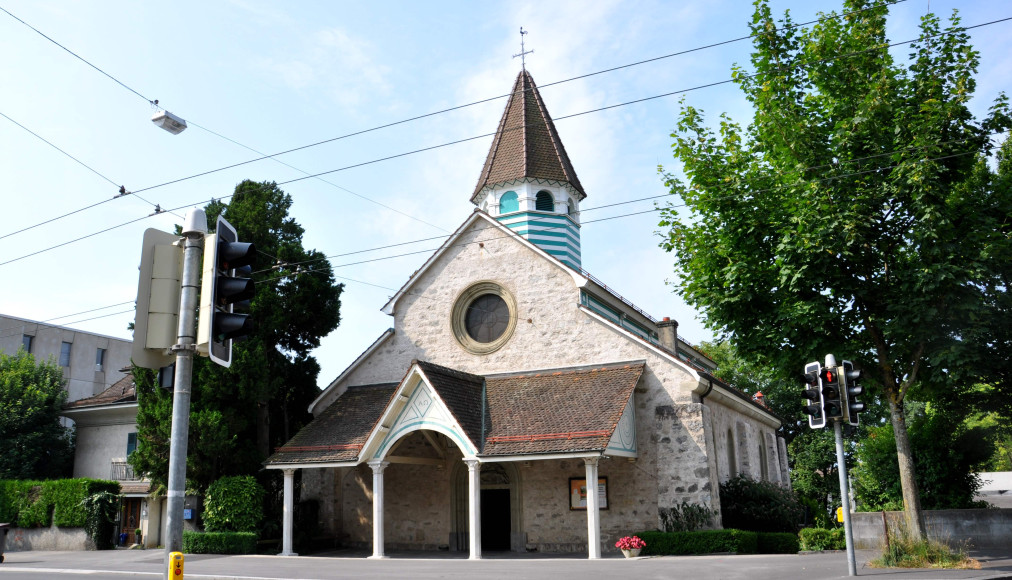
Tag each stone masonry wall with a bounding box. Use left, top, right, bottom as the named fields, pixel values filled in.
left=314, top=218, right=700, bottom=411
left=706, top=397, right=783, bottom=486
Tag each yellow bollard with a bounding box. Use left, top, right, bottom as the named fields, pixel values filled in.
left=168, top=551, right=184, bottom=578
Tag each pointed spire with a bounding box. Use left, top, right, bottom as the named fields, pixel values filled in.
left=471, top=70, right=586, bottom=203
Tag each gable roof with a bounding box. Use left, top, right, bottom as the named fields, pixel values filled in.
left=64, top=373, right=136, bottom=409
left=481, top=362, right=643, bottom=456
left=267, top=383, right=397, bottom=465
left=266, top=360, right=644, bottom=467
left=471, top=69, right=586, bottom=202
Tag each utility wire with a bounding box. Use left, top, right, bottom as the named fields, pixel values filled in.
left=0, top=0, right=905, bottom=239
left=7, top=142, right=988, bottom=335
left=0, top=4, right=447, bottom=237
left=2, top=15, right=1008, bottom=267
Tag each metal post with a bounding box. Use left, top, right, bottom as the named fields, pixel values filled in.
left=835, top=420, right=857, bottom=576
left=163, top=211, right=205, bottom=579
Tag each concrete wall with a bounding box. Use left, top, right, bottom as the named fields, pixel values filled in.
left=4, top=525, right=92, bottom=552
left=0, top=314, right=132, bottom=402
left=851, top=509, right=1012, bottom=549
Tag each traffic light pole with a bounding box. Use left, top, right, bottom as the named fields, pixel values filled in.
left=834, top=420, right=858, bottom=576
left=163, top=212, right=205, bottom=579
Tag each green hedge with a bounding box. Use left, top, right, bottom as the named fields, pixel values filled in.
left=757, top=532, right=800, bottom=554
left=0, top=479, right=120, bottom=528
left=636, top=530, right=799, bottom=555
left=799, top=527, right=846, bottom=551
left=183, top=531, right=258, bottom=554
left=638, top=529, right=758, bottom=555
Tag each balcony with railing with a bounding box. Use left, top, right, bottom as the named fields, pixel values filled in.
left=110, top=460, right=139, bottom=481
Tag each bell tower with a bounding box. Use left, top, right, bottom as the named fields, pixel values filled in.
left=470, top=70, right=585, bottom=270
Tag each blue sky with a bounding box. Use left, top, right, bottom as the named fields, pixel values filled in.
left=1, top=0, right=1009, bottom=388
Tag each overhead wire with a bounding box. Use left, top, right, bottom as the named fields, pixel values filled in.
left=7, top=140, right=998, bottom=336
left=1, top=11, right=1007, bottom=270
left=0, top=0, right=907, bottom=240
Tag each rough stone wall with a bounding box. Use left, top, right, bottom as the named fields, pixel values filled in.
left=315, top=218, right=700, bottom=411
left=652, top=403, right=721, bottom=528
left=706, top=398, right=782, bottom=486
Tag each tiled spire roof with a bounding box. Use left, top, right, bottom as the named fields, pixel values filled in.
left=471, top=70, right=586, bottom=202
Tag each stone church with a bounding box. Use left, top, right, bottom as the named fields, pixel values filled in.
left=265, top=69, right=787, bottom=559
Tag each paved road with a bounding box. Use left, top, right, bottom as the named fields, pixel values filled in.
left=1, top=548, right=1010, bottom=580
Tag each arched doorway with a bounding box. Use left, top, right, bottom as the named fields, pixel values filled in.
left=450, top=461, right=523, bottom=552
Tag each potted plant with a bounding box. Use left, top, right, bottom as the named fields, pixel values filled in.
left=615, top=535, right=646, bottom=558
left=134, top=528, right=143, bottom=546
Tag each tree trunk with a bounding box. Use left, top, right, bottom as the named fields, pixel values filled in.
left=888, top=396, right=926, bottom=540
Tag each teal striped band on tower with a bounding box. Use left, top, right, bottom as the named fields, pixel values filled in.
left=496, top=211, right=581, bottom=269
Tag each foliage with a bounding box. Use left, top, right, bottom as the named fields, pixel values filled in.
left=870, top=530, right=979, bottom=569
left=789, top=427, right=846, bottom=525
left=799, top=527, right=846, bottom=551
left=182, top=530, right=257, bottom=554
left=719, top=475, right=803, bottom=533
left=81, top=491, right=121, bottom=550
left=657, top=0, right=1012, bottom=537
left=853, top=403, right=993, bottom=511
left=0, top=478, right=120, bottom=528
left=756, top=532, right=800, bottom=554
left=0, top=350, right=75, bottom=480
left=659, top=500, right=716, bottom=532
left=130, top=181, right=343, bottom=493
left=637, top=529, right=758, bottom=555
left=202, top=475, right=265, bottom=534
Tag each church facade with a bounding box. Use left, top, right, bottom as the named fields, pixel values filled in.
left=265, top=70, right=787, bottom=559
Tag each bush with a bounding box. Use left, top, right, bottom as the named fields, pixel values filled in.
left=203, top=475, right=264, bottom=533
left=637, top=529, right=758, bottom=555
left=799, top=527, right=846, bottom=551
left=0, top=479, right=120, bottom=528
left=81, top=491, right=120, bottom=550
left=183, top=531, right=257, bottom=554
left=871, top=531, right=979, bottom=569
left=757, top=532, right=800, bottom=554
left=719, top=475, right=803, bottom=533
left=659, top=500, right=715, bottom=532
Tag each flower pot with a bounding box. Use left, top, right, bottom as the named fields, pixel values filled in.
left=621, top=548, right=641, bottom=558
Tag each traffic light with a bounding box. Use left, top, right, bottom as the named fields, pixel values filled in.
left=820, top=365, right=843, bottom=419
left=133, top=228, right=182, bottom=370
left=197, top=216, right=256, bottom=368
left=842, top=360, right=865, bottom=426
left=802, top=361, right=826, bottom=429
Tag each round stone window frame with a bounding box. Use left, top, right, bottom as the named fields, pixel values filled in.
left=451, top=281, right=518, bottom=355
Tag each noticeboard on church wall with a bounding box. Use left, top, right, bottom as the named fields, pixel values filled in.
left=569, top=477, right=608, bottom=510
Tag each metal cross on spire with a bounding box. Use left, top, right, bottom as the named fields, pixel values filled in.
left=512, top=27, right=534, bottom=70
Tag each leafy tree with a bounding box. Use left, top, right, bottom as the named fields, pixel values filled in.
left=853, top=402, right=993, bottom=510
left=0, top=350, right=75, bottom=479
left=130, top=180, right=343, bottom=492
left=657, top=0, right=1011, bottom=539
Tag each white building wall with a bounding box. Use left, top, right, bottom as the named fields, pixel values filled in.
left=0, top=314, right=132, bottom=402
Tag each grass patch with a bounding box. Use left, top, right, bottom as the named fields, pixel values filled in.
left=869, top=533, right=980, bottom=569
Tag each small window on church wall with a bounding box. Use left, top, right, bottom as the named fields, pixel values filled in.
left=499, top=191, right=519, bottom=213
left=727, top=428, right=737, bottom=479
left=759, top=440, right=768, bottom=481
left=567, top=199, right=576, bottom=216
left=536, top=190, right=554, bottom=212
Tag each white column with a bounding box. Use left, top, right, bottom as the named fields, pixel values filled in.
left=584, top=457, right=601, bottom=559
left=279, top=468, right=298, bottom=556
left=368, top=460, right=390, bottom=559
left=465, top=459, right=482, bottom=560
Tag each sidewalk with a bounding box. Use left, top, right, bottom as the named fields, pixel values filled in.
left=1, top=548, right=1010, bottom=580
